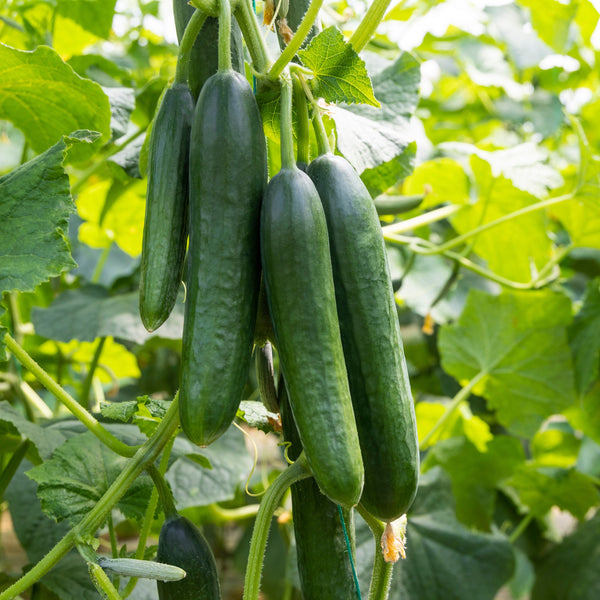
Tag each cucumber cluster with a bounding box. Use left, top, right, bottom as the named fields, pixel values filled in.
left=140, top=2, right=419, bottom=598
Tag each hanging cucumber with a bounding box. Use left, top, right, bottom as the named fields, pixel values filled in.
left=260, top=77, right=363, bottom=507
left=307, top=150, right=419, bottom=522
left=279, top=376, right=359, bottom=600
left=139, top=82, right=194, bottom=332
left=173, top=0, right=245, bottom=100
left=179, top=0, right=267, bottom=445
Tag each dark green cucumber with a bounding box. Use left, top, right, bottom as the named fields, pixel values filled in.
left=139, top=83, right=193, bottom=332
left=180, top=71, right=267, bottom=445
left=255, top=342, right=279, bottom=413
left=260, top=166, right=364, bottom=507
left=308, top=153, right=419, bottom=521
left=279, top=377, right=358, bottom=600
left=173, top=0, right=244, bottom=99
left=156, top=515, right=221, bottom=600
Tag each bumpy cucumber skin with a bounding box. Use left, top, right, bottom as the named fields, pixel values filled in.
left=260, top=167, right=364, bottom=508
left=156, top=515, right=221, bottom=600
left=308, top=153, right=419, bottom=521
left=172, top=0, right=245, bottom=100
left=139, top=83, right=193, bottom=333
left=180, top=71, right=267, bottom=446
left=279, top=379, right=358, bottom=600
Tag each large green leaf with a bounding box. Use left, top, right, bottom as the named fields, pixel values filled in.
left=26, top=432, right=153, bottom=525
left=438, top=289, right=575, bottom=438
left=330, top=51, right=420, bottom=176
left=0, top=131, right=95, bottom=359
left=5, top=462, right=98, bottom=600
left=568, top=279, right=600, bottom=395
left=423, top=436, right=525, bottom=530
left=531, top=514, right=600, bottom=600
left=31, top=286, right=184, bottom=344
left=503, top=465, right=599, bottom=521
left=0, top=44, right=111, bottom=155
left=298, top=27, right=379, bottom=107
left=450, top=155, right=553, bottom=283
left=56, top=0, right=117, bottom=39
left=404, top=158, right=470, bottom=208
left=356, top=468, right=515, bottom=600
left=517, top=0, right=578, bottom=52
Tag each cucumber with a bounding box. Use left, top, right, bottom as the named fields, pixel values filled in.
left=139, top=83, right=193, bottom=332
left=172, top=0, right=245, bottom=100
left=180, top=70, right=267, bottom=445
left=260, top=166, right=364, bottom=507
left=255, top=342, right=279, bottom=414
left=156, top=515, right=221, bottom=600
left=279, top=377, right=359, bottom=600
left=307, top=153, right=419, bottom=521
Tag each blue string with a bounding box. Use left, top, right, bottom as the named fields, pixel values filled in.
left=337, top=505, right=363, bottom=600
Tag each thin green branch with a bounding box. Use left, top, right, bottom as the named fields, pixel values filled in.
left=348, top=0, right=393, bottom=53
left=4, top=333, right=138, bottom=458
left=508, top=513, right=533, bottom=544
left=0, top=440, right=31, bottom=501
left=311, top=104, right=331, bottom=156
left=235, top=0, right=272, bottom=74
left=243, top=453, right=311, bottom=600
left=218, top=0, right=232, bottom=72
left=88, top=561, right=123, bottom=600
left=268, top=0, right=324, bottom=80
left=79, top=336, right=106, bottom=409
left=382, top=204, right=463, bottom=235
left=91, top=243, right=112, bottom=284
left=419, top=373, right=486, bottom=450
left=293, top=76, right=310, bottom=164
left=280, top=74, right=296, bottom=169
left=174, top=8, right=208, bottom=84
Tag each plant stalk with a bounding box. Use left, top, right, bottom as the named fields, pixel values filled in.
left=243, top=453, right=311, bottom=600
left=174, top=8, right=208, bottom=84
left=218, top=0, right=233, bottom=72
left=348, top=0, right=393, bottom=53
left=4, top=333, right=139, bottom=458
left=280, top=75, right=296, bottom=169
left=235, top=0, right=271, bottom=74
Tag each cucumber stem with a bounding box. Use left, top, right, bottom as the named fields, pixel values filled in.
left=311, top=107, right=331, bottom=156
left=280, top=75, right=296, bottom=170
left=79, top=336, right=106, bottom=409
left=3, top=333, right=139, bottom=458
left=174, top=8, right=208, bottom=84
left=292, top=76, right=310, bottom=165
left=218, top=0, right=233, bottom=72
left=234, top=0, right=272, bottom=74
left=147, top=464, right=178, bottom=520
left=268, top=0, right=325, bottom=80
left=243, top=452, right=311, bottom=600
left=348, top=0, right=393, bottom=53
left=356, top=505, right=394, bottom=600
left=0, top=440, right=30, bottom=501
left=88, top=562, right=123, bottom=600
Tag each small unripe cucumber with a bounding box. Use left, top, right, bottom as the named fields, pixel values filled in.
left=308, top=153, right=419, bottom=521
left=139, top=83, right=193, bottom=332
left=172, top=0, right=245, bottom=99
left=260, top=166, right=364, bottom=507
left=180, top=71, right=267, bottom=445
left=156, top=515, right=221, bottom=600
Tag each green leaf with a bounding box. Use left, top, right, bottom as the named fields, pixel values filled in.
left=167, top=427, right=252, bottom=509
left=564, top=383, right=600, bottom=445
left=356, top=468, right=515, bottom=600
left=0, top=44, right=111, bottom=155
left=238, top=400, right=281, bottom=434
left=298, top=27, right=379, bottom=107
left=56, top=0, right=117, bottom=39
left=31, top=286, right=184, bottom=344
left=0, top=403, right=66, bottom=461
left=26, top=432, right=153, bottom=525
left=568, top=279, right=600, bottom=395
left=423, top=436, right=525, bottom=530
left=449, top=155, right=553, bottom=283
left=531, top=427, right=581, bottom=468
left=360, top=142, right=416, bottom=198
left=517, top=0, right=578, bottom=52
left=438, top=289, right=575, bottom=438
left=5, top=462, right=98, bottom=599
left=0, top=134, right=86, bottom=294
left=330, top=51, right=420, bottom=175
left=100, top=400, right=139, bottom=423
left=404, top=158, right=470, bottom=208
left=531, top=514, right=600, bottom=600
left=504, top=466, right=599, bottom=521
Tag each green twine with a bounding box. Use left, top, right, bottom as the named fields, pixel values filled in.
left=337, top=505, right=363, bottom=600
